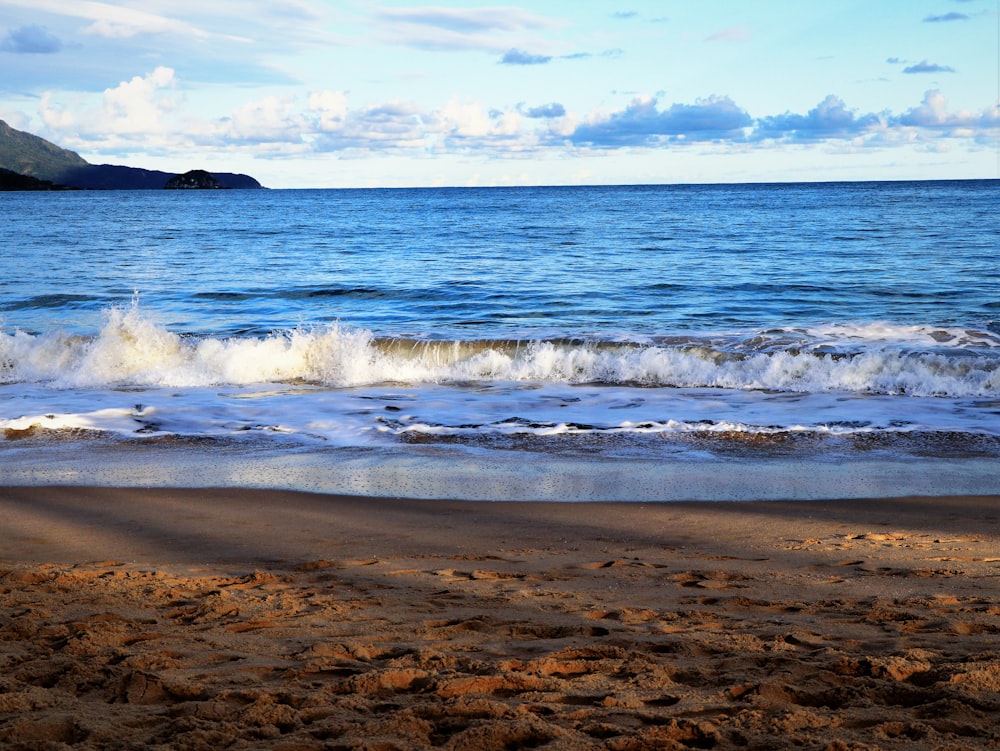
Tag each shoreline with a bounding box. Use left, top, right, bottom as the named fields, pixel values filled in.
left=2, top=486, right=999, bottom=749
left=4, top=439, right=1000, bottom=502
left=2, top=485, right=1000, bottom=565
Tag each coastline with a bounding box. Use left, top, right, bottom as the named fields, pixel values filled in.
left=2, top=486, right=998, bottom=748
left=4, top=439, right=1000, bottom=502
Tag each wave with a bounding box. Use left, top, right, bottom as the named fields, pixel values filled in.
left=2, top=304, right=999, bottom=397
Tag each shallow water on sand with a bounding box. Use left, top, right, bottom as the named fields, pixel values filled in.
left=3, top=181, right=999, bottom=499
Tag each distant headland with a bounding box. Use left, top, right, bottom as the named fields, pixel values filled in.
left=164, top=170, right=226, bottom=190
left=0, top=120, right=263, bottom=190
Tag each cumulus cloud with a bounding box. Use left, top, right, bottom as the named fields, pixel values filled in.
left=39, top=66, right=180, bottom=147
left=500, top=48, right=552, bottom=65
left=750, top=89, right=998, bottom=149
left=306, top=94, right=567, bottom=156
left=219, top=95, right=304, bottom=144
left=571, top=95, right=752, bottom=147
left=192, top=92, right=425, bottom=154
left=100, top=66, right=180, bottom=135
left=301, top=88, right=1000, bottom=158
left=38, top=93, right=75, bottom=131
left=0, top=24, right=62, bottom=53
left=33, top=66, right=998, bottom=167
left=567, top=90, right=992, bottom=154
left=309, top=98, right=426, bottom=152
left=309, top=91, right=348, bottom=131
left=903, top=60, right=955, bottom=74
left=753, top=95, right=885, bottom=142
left=435, top=97, right=521, bottom=141
left=896, top=89, right=997, bottom=131
left=923, top=12, right=968, bottom=22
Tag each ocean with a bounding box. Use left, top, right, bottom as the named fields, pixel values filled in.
left=2, top=181, right=998, bottom=501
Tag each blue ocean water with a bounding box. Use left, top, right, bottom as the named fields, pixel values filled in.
left=2, top=181, right=999, bottom=500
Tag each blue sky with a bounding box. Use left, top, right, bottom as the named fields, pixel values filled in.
left=1, top=1, right=997, bottom=188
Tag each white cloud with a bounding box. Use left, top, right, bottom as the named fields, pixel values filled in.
left=338, top=100, right=426, bottom=149
left=374, top=6, right=561, bottom=34
left=301, top=96, right=427, bottom=153
left=100, top=66, right=178, bottom=133
left=436, top=96, right=522, bottom=140
left=2, top=0, right=250, bottom=42
left=753, top=95, right=886, bottom=143
left=31, top=66, right=1000, bottom=175
left=40, top=66, right=179, bottom=140
left=219, top=95, right=303, bottom=143
left=309, top=91, right=348, bottom=131
left=39, top=93, right=76, bottom=130
left=896, top=90, right=998, bottom=134
left=572, top=95, right=753, bottom=147
left=372, top=4, right=565, bottom=53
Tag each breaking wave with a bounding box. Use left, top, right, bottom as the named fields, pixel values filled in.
left=2, top=304, right=999, bottom=398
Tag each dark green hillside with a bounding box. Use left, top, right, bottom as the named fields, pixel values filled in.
left=0, top=120, right=89, bottom=181
left=0, top=167, right=75, bottom=190
left=0, top=120, right=262, bottom=189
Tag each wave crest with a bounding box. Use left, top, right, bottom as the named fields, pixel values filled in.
left=2, top=306, right=998, bottom=396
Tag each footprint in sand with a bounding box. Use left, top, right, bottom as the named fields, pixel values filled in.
left=671, top=570, right=750, bottom=590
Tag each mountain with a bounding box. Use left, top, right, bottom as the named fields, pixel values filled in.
left=0, top=120, right=262, bottom=190
left=0, top=167, right=75, bottom=191
left=0, top=119, right=88, bottom=179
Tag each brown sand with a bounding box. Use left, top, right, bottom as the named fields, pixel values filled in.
left=1, top=486, right=998, bottom=750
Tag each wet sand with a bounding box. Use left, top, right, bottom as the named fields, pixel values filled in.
left=1, top=486, right=999, bottom=750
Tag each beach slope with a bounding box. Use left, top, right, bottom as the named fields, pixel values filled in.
left=1, top=487, right=998, bottom=749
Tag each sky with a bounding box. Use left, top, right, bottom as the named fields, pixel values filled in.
left=0, top=1, right=998, bottom=188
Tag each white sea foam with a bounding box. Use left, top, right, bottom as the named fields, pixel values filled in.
left=5, top=182, right=999, bottom=497
left=804, top=322, right=1000, bottom=349
left=3, top=306, right=998, bottom=398
left=4, top=374, right=997, bottom=456
left=4, top=306, right=1000, bottom=470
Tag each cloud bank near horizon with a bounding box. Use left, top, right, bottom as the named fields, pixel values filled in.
left=0, top=1, right=995, bottom=185
left=32, top=66, right=999, bottom=163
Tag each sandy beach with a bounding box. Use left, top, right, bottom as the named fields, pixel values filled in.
left=1, top=486, right=998, bottom=750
